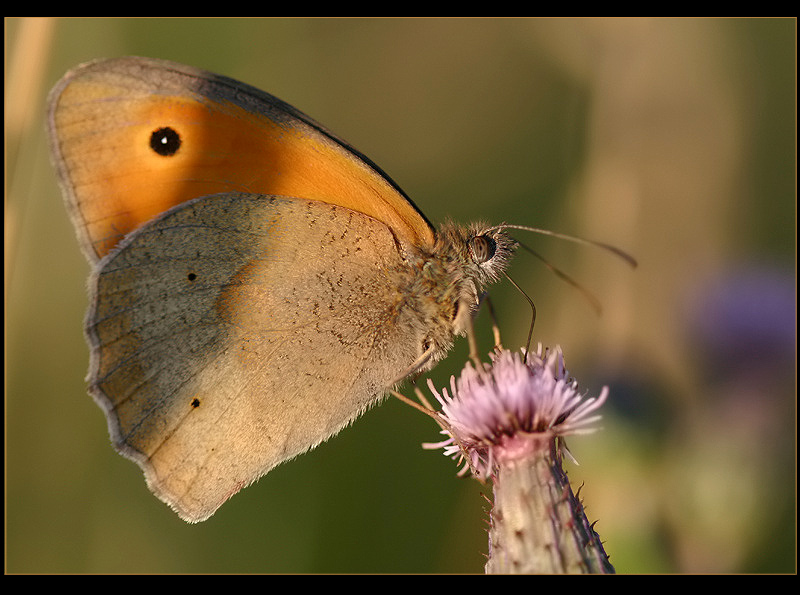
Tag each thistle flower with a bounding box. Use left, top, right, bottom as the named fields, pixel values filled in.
left=425, top=346, right=614, bottom=574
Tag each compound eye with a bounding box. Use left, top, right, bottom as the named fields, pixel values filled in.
left=469, top=235, right=497, bottom=264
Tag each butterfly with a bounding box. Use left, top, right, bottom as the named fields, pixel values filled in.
left=48, top=57, right=523, bottom=522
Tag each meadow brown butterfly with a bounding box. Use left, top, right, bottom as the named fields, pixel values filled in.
left=47, top=57, right=517, bottom=523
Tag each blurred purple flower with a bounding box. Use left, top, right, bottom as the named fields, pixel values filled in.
left=687, top=265, right=795, bottom=373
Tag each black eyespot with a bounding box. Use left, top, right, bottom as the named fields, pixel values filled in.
left=150, top=127, right=181, bottom=156
left=187, top=272, right=197, bottom=281
left=469, top=235, right=497, bottom=264
left=191, top=398, right=201, bottom=408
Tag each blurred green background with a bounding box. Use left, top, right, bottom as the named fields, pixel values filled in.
left=6, top=17, right=795, bottom=573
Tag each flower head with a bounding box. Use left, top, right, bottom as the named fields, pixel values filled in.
left=425, top=346, right=608, bottom=478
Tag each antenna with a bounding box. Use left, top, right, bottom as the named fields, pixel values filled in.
left=486, top=222, right=637, bottom=340
left=485, top=223, right=638, bottom=269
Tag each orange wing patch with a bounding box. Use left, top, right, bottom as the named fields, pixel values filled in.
left=50, top=63, right=435, bottom=261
